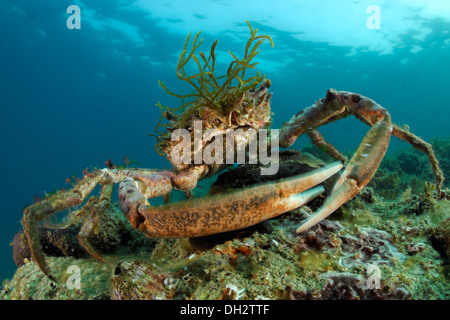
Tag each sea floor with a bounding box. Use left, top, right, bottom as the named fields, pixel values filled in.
left=1, top=144, right=449, bottom=300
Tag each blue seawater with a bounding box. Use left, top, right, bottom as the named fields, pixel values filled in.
left=0, top=0, right=449, bottom=281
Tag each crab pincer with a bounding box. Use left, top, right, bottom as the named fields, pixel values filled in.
left=280, top=89, right=410, bottom=233
left=120, top=162, right=343, bottom=238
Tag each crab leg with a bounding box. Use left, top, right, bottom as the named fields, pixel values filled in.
left=119, top=162, right=342, bottom=238
left=286, top=90, right=393, bottom=233
left=280, top=89, right=350, bottom=149
left=392, top=124, right=444, bottom=193
left=77, top=184, right=114, bottom=263
left=307, top=129, right=347, bottom=162
left=22, top=172, right=104, bottom=280
left=118, top=166, right=207, bottom=228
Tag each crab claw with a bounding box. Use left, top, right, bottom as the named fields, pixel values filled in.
left=296, top=176, right=360, bottom=233
left=296, top=92, right=393, bottom=233
left=132, top=162, right=343, bottom=238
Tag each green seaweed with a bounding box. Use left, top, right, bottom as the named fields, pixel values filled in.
left=150, top=21, right=274, bottom=155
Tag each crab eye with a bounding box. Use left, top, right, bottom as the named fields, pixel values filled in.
left=325, top=89, right=335, bottom=103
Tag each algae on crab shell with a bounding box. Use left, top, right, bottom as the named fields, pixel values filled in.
left=151, top=20, right=274, bottom=156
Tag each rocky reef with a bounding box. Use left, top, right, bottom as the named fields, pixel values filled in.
left=1, top=148, right=449, bottom=300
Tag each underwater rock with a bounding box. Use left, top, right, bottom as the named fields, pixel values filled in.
left=210, top=150, right=338, bottom=210
left=429, top=217, right=450, bottom=264
left=111, top=260, right=168, bottom=300
left=397, top=182, right=438, bottom=216
left=1, top=256, right=112, bottom=300
left=294, top=217, right=343, bottom=252
left=407, top=242, right=426, bottom=255
left=339, top=227, right=405, bottom=267
left=189, top=220, right=273, bottom=250
left=294, top=214, right=405, bottom=267
left=289, top=272, right=411, bottom=300
left=12, top=201, right=155, bottom=268
left=357, top=187, right=376, bottom=204
left=3, top=191, right=449, bottom=300
left=3, top=147, right=449, bottom=300
left=13, top=228, right=89, bottom=267
left=211, top=150, right=330, bottom=193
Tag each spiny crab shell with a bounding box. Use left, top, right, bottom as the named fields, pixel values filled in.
left=159, top=79, right=273, bottom=175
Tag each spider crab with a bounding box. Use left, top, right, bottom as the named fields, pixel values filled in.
left=21, top=22, right=444, bottom=281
